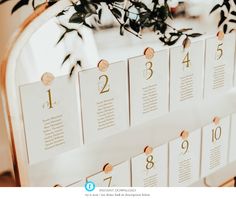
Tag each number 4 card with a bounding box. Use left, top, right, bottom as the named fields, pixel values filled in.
left=79, top=61, right=129, bottom=144
left=128, top=48, right=169, bottom=126
left=20, top=74, right=83, bottom=165
left=169, top=40, right=204, bottom=111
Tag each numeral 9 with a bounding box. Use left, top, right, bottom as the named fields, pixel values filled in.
left=181, top=140, right=189, bottom=154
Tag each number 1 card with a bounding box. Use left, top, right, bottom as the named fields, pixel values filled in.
left=20, top=74, right=83, bottom=165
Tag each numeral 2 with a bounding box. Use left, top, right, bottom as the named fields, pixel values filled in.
left=99, top=74, right=110, bottom=94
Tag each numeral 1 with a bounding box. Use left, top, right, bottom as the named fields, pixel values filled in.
left=212, top=126, right=222, bottom=143
left=47, top=89, right=53, bottom=109
left=182, top=52, right=191, bottom=69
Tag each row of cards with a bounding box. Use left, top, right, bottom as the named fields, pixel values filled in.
left=19, top=33, right=236, bottom=165
left=63, top=115, right=236, bottom=187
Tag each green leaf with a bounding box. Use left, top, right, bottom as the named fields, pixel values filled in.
left=11, top=0, right=29, bottom=14
left=210, top=4, right=221, bottom=14
left=229, top=19, right=236, bottom=23
left=69, top=13, right=85, bottom=24
left=111, top=7, right=122, bottom=19
left=62, top=54, right=71, bottom=65
left=218, top=10, right=226, bottom=27
left=187, top=33, right=202, bottom=38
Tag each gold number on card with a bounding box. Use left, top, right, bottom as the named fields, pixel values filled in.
left=212, top=126, right=222, bottom=143
left=47, top=89, right=53, bottom=109
left=181, top=140, right=189, bottom=154
left=103, top=176, right=112, bottom=187
left=146, top=155, right=155, bottom=170
left=99, top=74, right=110, bottom=94
left=145, top=61, right=154, bottom=80
left=182, top=52, right=191, bottom=69
left=216, top=43, right=223, bottom=60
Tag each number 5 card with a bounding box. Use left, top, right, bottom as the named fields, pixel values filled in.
left=79, top=60, right=129, bottom=144
left=20, top=74, right=83, bottom=165
left=204, top=32, right=235, bottom=98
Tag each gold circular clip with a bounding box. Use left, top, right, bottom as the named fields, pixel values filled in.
left=217, top=31, right=224, bottom=41
left=144, top=146, right=153, bottom=155
left=98, top=59, right=109, bottom=72
left=144, top=47, right=155, bottom=60
left=213, top=116, right=220, bottom=125
left=182, top=37, right=191, bottom=49
left=180, top=130, right=189, bottom=140
left=103, top=163, right=113, bottom=174
left=41, top=72, right=55, bottom=86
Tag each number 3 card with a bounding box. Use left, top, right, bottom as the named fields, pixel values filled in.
left=128, top=48, right=169, bottom=126
left=79, top=61, right=129, bottom=144
left=20, top=74, right=83, bottom=165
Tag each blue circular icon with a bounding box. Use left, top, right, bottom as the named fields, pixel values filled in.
left=85, top=181, right=96, bottom=192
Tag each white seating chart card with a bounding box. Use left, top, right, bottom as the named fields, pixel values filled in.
left=169, top=129, right=201, bottom=187
left=204, top=33, right=235, bottom=98
left=20, top=74, right=83, bottom=165
left=128, top=48, right=169, bottom=126
left=79, top=61, right=129, bottom=143
left=169, top=40, right=204, bottom=111
left=87, top=161, right=130, bottom=187
left=201, top=116, right=230, bottom=178
left=131, top=145, right=168, bottom=187
left=229, top=114, right=236, bottom=163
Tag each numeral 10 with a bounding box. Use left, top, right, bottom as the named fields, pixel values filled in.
left=212, top=126, right=222, bottom=143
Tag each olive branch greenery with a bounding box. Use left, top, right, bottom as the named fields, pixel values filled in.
left=0, top=0, right=235, bottom=74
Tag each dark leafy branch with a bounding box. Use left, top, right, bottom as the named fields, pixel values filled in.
left=210, top=0, right=236, bottom=33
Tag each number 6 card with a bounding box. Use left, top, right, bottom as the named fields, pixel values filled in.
left=20, top=74, right=83, bottom=165
left=79, top=61, right=129, bottom=144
